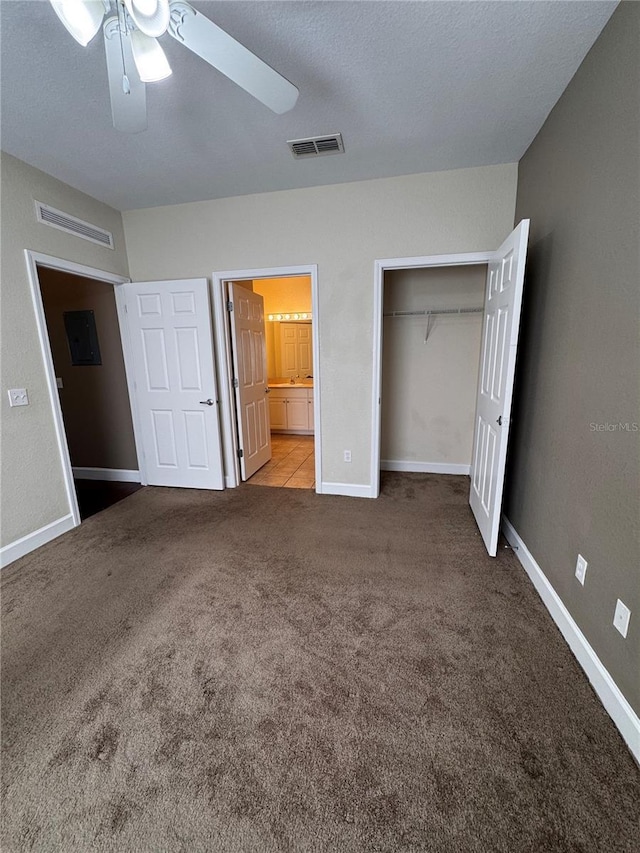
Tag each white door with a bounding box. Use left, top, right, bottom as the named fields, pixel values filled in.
left=124, top=278, right=224, bottom=489
left=281, top=324, right=297, bottom=376
left=279, top=323, right=313, bottom=378
left=470, top=220, right=530, bottom=556
left=297, top=324, right=312, bottom=375
left=229, top=284, right=271, bottom=480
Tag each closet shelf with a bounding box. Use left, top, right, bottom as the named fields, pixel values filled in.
left=383, top=307, right=483, bottom=318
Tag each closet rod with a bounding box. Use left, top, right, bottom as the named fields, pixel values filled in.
left=383, top=307, right=483, bottom=318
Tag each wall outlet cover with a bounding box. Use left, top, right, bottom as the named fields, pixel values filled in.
left=575, top=554, right=588, bottom=585
left=8, top=388, right=29, bottom=407
left=613, top=599, right=631, bottom=638
left=343, top=450, right=352, bottom=463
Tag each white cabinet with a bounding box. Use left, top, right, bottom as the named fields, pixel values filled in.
left=268, top=387, right=314, bottom=434
left=307, top=394, right=314, bottom=431
left=280, top=323, right=312, bottom=379
left=268, top=396, right=288, bottom=431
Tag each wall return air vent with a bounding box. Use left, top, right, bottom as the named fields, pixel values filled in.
left=35, top=201, right=115, bottom=249
left=287, top=134, right=345, bottom=159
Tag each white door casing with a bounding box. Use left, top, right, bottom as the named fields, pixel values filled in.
left=470, top=220, right=530, bottom=556
left=124, top=278, right=224, bottom=489
left=229, top=284, right=271, bottom=480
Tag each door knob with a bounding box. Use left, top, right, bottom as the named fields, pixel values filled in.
left=265, top=388, right=271, bottom=394
left=199, top=399, right=215, bottom=406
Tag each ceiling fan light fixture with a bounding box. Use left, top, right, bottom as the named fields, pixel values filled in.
left=49, top=0, right=105, bottom=46
left=130, top=30, right=172, bottom=82
left=124, top=0, right=170, bottom=38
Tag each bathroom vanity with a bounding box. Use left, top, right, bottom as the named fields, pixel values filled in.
left=268, top=382, right=314, bottom=434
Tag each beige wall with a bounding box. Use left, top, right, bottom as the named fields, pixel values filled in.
left=253, top=276, right=312, bottom=316
left=252, top=276, right=312, bottom=378
left=0, top=153, right=129, bottom=546
left=39, top=269, right=138, bottom=471
left=123, top=163, right=518, bottom=486
left=381, top=266, right=485, bottom=466
left=506, top=4, right=640, bottom=713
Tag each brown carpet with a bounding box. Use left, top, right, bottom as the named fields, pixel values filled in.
left=1, top=474, right=638, bottom=851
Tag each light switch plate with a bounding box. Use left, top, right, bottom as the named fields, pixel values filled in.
left=575, top=554, right=588, bottom=586
left=8, top=388, right=29, bottom=407
left=613, top=599, right=631, bottom=638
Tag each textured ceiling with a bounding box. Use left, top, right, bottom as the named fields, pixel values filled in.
left=0, top=1, right=617, bottom=211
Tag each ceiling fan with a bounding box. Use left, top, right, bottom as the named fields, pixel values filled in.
left=48, top=0, right=299, bottom=133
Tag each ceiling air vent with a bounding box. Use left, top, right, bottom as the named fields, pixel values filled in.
left=35, top=201, right=115, bottom=249
left=287, top=134, right=345, bottom=160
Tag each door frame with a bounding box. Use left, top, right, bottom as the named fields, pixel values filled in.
left=371, top=250, right=494, bottom=499
left=24, top=250, right=142, bottom=529
left=212, top=264, right=321, bottom=490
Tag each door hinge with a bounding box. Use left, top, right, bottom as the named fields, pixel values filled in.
left=124, top=302, right=128, bottom=313
left=232, top=377, right=239, bottom=389
left=226, top=300, right=234, bottom=312
left=237, top=448, right=243, bottom=458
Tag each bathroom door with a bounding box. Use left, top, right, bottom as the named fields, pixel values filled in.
left=229, top=283, right=272, bottom=480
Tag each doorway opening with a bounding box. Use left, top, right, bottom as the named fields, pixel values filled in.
left=212, top=265, right=321, bottom=492
left=372, top=251, right=493, bottom=501
left=372, top=222, right=530, bottom=555
left=380, top=264, right=488, bottom=479
left=26, top=252, right=142, bottom=528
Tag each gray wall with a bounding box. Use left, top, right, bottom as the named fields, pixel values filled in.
left=39, top=269, right=138, bottom=472
left=0, top=153, right=129, bottom=547
left=506, top=3, right=639, bottom=713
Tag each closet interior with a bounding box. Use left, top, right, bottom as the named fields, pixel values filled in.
left=381, top=265, right=487, bottom=475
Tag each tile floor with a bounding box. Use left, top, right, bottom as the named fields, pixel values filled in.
left=246, top=434, right=315, bottom=489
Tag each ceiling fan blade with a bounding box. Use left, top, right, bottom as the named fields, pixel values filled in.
left=167, top=1, right=299, bottom=114
left=103, top=17, right=147, bottom=133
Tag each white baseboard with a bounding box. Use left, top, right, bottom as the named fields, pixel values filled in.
left=502, top=516, right=640, bottom=763
left=320, top=481, right=376, bottom=499
left=381, top=459, right=471, bottom=475
left=0, top=514, right=76, bottom=569
left=73, top=467, right=141, bottom=483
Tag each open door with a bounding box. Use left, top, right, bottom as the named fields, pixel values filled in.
left=470, top=220, right=530, bottom=555
left=123, top=278, right=224, bottom=489
left=228, top=283, right=271, bottom=480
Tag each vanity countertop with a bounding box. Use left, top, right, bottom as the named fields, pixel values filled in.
left=268, top=379, right=313, bottom=388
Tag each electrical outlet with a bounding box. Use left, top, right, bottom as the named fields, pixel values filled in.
left=343, top=450, right=352, bottom=463
left=613, top=599, right=631, bottom=638
left=575, top=554, right=588, bottom=586
left=8, top=388, right=29, bottom=407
